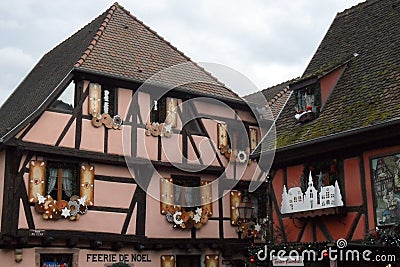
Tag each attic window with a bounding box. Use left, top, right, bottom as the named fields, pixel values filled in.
left=294, top=82, right=321, bottom=122
left=50, top=81, right=75, bottom=112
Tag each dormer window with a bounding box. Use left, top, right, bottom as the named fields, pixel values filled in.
left=293, top=81, right=321, bottom=122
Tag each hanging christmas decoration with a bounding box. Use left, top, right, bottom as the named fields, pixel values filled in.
left=145, top=122, right=173, bottom=138
left=167, top=206, right=210, bottom=229
left=35, top=193, right=88, bottom=221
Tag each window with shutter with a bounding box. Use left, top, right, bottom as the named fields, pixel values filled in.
left=46, top=162, right=79, bottom=202
left=28, top=160, right=94, bottom=220
left=160, top=176, right=212, bottom=229
left=150, top=97, right=166, bottom=123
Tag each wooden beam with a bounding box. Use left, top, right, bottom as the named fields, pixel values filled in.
left=1, top=148, right=22, bottom=236
left=55, top=86, right=89, bottom=147
left=358, top=155, right=369, bottom=233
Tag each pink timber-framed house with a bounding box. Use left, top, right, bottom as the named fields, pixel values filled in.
left=0, top=3, right=269, bottom=267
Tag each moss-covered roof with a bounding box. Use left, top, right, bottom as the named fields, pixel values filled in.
left=254, top=0, right=400, bottom=155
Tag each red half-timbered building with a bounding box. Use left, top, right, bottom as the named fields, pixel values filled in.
left=250, top=0, right=400, bottom=266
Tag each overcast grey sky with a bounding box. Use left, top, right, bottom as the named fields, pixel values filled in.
left=0, top=0, right=365, bottom=104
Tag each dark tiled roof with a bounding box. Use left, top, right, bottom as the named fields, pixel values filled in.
left=0, top=10, right=108, bottom=141
left=0, top=3, right=243, bottom=141
left=256, top=0, right=400, bottom=154
left=245, top=79, right=294, bottom=104
left=244, top=78, right=297, bottom=119
left=75, top=3, right=241, bottom=102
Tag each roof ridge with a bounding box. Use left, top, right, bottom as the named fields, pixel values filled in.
left=268, top=86, right=290, bottom=107
left=335, top=0, right=380, bottom=19
left=115, top=3, right=240, bottom=98
left=74, top=3, right=118, bottom=67
left=243, top=78, right=298, bottom=99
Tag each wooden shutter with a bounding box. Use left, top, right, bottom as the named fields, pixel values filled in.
left=80, top=164, right=95, bottom=206
left=205, top=255, right=219, bottom=267
left=230, top=190, right=242, bottom=225
left=161, top=255, right=175, bottom=267
left=160, top=178, right=174, bottom=214
left=28, top=161, right=46, bottom=203
left=201, top=180, right=213, bottom=216
left=88, top=83, right=101, bottom=116
left=249, top=126, right=258, bottom=152
left=165, top=97, right=178, bottom=128
left=217, top=123, right=228, bottom=148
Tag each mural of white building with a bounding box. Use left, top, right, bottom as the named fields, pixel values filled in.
left=281, top=172, right=344, bottom=214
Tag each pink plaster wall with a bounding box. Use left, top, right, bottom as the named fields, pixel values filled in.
left=222, top=191, right=231, bottom=218
left=234, top=161, right=261, bottom=181
left=121, top=126, right=132, bottom=157
left=195, top=220, right=219, bottom=238
left=125, top=207, right=137, bottom=235
left=118, top=88, right=132, bottom=118
left=223, top=220, right=237, bottom=238
left=107, top=127, right=125, bottom=156
left=201, top=119, right=228, bottom=166
left=93, top=163, right=133, bottom=178
left=15, top=124, right=29, bottom=139
left=145, top=196, right=191, bottom=238
left=22, top=111, right=72, bottom=145
left=59, top=120, right=76, bottom=149
left=31, top=208, right=127, bottom=233
left=82, top=81, right=90, bottom=116
left=0, top=248, right=36, bottom=267
left=19, top=199, right=29, bottom=229
left=138, top=92, right=151, bottom=123
left=80, top=119, right=104, bottom=153
left=194, top=101, right=236, bottom=119
left=94, top=181, right=136, bottom=209
left=161, top=134, right=183, bottom=163
left=187, top=135, right=220, bottom=167
left=137, top=128, right=158, bottom=160
left=175, top=99, right=183, bottom=130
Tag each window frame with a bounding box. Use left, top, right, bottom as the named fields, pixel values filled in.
left=36, top=248, right=78, bottom=267
left=46, top=161, right=79, bottom=202
left=150, top=96, right=166, bottom=124
left=171, top=175, right=201, bottom=210
left=294, top=81, right=321, bottom=122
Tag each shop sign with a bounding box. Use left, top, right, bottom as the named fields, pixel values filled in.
left=86, top=253, right=151, bottom=263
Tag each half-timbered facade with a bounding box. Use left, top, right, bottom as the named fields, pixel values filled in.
left=250, top=0, right=400, bottom=266
left=0, top=3, right=270, bottom=267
